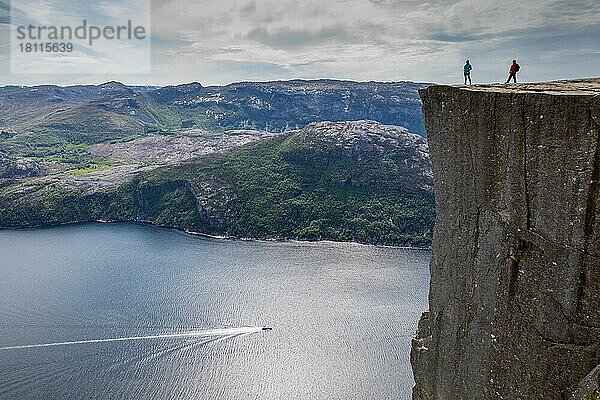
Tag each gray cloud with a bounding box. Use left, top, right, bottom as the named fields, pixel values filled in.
left=243, top=26, right=354, bottom=49
left=0, top=0, right=598, bottom=85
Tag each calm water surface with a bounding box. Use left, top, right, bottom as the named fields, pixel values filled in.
left=0, top=223, right=429, bottom=399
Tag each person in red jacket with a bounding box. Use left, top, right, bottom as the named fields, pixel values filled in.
left=506, top=60, right=520, bottom=83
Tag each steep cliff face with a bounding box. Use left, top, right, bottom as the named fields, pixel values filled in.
left=411, top=79, right=600, bottom=399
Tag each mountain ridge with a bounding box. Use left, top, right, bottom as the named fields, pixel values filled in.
left=0, top=79, right=429, bottom=138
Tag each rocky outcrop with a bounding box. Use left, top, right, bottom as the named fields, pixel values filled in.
left=296, top=120, right=432, bottom=190
left=411, top=79, right=600, bottom=399
left=89, top=129, right=280, bottom=165
left=0, top=152, right=42, bottom=178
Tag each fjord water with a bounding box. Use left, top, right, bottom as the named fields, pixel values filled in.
left=0, top=223, right=429, bottom=400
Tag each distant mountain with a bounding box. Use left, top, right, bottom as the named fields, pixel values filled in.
left=148, top=80, right=428, bottom=135
left=0, top=120, right=434, bottom=246
left=0, top=80, right=428, bottom=150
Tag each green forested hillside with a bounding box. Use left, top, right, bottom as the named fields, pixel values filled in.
left=0, top=121, right=434, bottom=246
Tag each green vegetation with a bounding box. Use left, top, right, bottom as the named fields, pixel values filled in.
left=583, top=391, right=600, bottom=400
left=65, top=162, right=113, bottom=175
left=211, top=134, right=434, bottom=245
left=26, top=142, right=89, bottom=162
left=0, top=130, right=435, bottom=247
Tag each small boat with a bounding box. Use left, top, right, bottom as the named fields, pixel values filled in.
left=262, top=326, right=272, bottom=331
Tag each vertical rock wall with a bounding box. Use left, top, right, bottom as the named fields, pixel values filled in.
left=411, top=80, right=600, bottom=399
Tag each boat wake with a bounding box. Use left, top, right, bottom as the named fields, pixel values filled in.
left=0, top=326, right=263, bottom=351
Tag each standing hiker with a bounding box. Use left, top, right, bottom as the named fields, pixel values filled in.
left=506, top=59, right=520, bottom=83
left=463, top=60, right=472, bottom=85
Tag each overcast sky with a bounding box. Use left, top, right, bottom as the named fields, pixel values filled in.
left=0, top=0, right=599, bottom=86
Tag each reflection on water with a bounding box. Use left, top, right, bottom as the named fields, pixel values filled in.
left=0, top=223, right=429, bottom=400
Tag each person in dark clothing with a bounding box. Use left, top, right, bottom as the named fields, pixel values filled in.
left=463, top=60, right=472, bottom=85
left=506, top=59, right=520, bottom=83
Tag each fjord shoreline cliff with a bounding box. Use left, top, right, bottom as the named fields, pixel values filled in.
left=411, top=79, right=600, bottom=399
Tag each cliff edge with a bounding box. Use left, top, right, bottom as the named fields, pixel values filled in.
left=411, top=79, right=600, bottom=399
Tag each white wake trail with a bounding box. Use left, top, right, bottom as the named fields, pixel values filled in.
left=0, top=326, right=263, bottom=351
